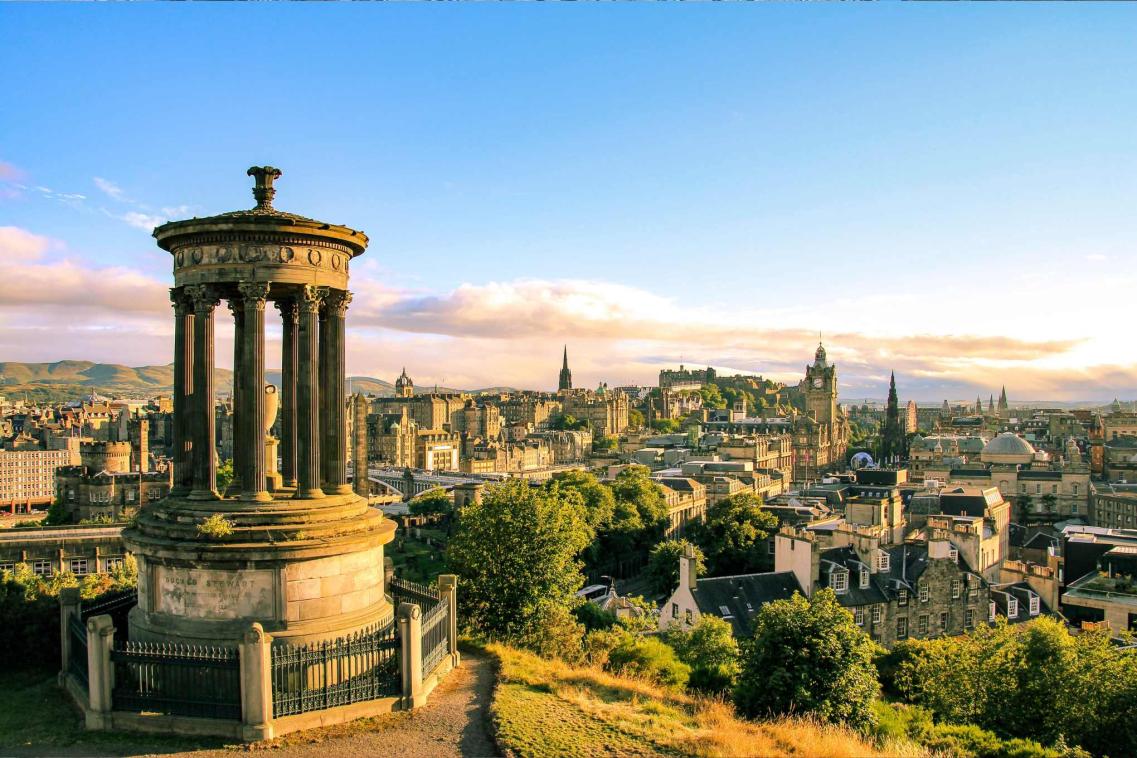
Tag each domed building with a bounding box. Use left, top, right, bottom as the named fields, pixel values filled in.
left=980, top=433, right=1036, bottom=466
left=924, top=430, right=1090, bottom=525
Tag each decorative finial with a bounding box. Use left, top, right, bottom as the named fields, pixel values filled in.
left=247, top=166, right=282, bottom=209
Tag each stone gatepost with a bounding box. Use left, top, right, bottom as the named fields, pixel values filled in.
left=398, top=602, right=423, bottom=708
left=85, top=615, right=115, bottom=730
left=437, top=575, right=460, bottom=668
left=239, top=622, right=274, bottom=741
left=58, top=587, right=80, bottom=683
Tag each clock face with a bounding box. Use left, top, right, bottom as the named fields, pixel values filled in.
left=813, top=376, right=824, bottom=388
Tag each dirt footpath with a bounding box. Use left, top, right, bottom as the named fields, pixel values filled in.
left=159, top=651, right=499, bottom=758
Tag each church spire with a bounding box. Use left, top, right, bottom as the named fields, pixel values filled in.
left=558, top=346, right=572, bottom=391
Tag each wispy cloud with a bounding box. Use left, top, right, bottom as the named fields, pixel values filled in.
left=1086, top=253, right=1108, bottom=262
left=93, top=176, right=127, bottom=201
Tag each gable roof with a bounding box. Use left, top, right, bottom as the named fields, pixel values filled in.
left=691, top=571, right=803, bottom=636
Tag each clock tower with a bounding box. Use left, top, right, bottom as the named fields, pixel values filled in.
left=803, top=341, right=837, bottom=425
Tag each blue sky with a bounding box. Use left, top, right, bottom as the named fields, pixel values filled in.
left=2, top=5, right=1136, bottom=400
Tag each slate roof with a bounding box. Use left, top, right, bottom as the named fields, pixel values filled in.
left=990, top=582, right=1053, bottom=624
left=692, top=571, right=803, bottom=636
left=1008, top=523, right=1061, bottom=551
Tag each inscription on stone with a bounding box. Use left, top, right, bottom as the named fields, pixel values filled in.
left=156, top=565, right=275, bottom=620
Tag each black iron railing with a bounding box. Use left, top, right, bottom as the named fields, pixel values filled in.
left=270, top=617, right=400, bottom=718
left=81, top=589, right=138, bottom=639
left=388, top=576, right=440, bottom=609
left=111, top=640, right=241, bottom=720
left=68, top=614, right=88, bottom=689
left=421, top=599, right=449, bottom=675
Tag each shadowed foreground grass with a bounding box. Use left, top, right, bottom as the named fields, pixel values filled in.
left=486, top=643, right=925, bottom=758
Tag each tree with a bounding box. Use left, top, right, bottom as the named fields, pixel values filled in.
left=409, top=487, right=452, bottom=517
left=644, top=539, right=705, bottom=598
left=628, top=408, right=645, bottom=429
left=664, top=615, right=740, bottom=694
left=607, top=466, right=670, bottom=556
left=735, top=590, right=880, bottom=731
left=650, top=418, right=680, bottom=433
left=447, top=478, right=592, bottom=651
left=891, top=617, right=1137, bottom=755
left=698, top=383, right=726, bottom=410
left=549, top=471, right=615, bottom=532
left=687, top=492, right=778, bottom=576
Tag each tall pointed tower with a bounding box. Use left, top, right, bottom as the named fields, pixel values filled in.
left=998, top=386, right=1009, bottom=418
left=558, top=346, right=572, bottom=391
left=880, top=371, right=905, bottom=462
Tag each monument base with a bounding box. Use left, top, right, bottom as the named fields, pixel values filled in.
left=122, top=491, right=396, bottom=647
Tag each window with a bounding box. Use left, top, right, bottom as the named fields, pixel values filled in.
left=878, top=552, right=891, bottom=572
left=965, top=609, right=974, bottom=628
left=672, top=603, right=679, bottom=619
left=898, top=589, right=908, bottom=606
left=1052, top=485, right=1058, bottom=494
left=968, top=587, right=978, bottom=601
left=951, top=580, right=961, bottom=599
left=719, top=605, right=731, bottom=616
left=768, top=540, right=776, bottom=554
left=69, top=559, right=88, bottom=575
left=1029, top=595, right=1040, bottom=616
left=919, top=584, right=930, bottom=603
left=897, top=617, right=908, bottom=640
left=32, top=560, right=51, bottom=576
left=940, top=612, right=948, bottom=630
left=1008, top=598, right=1019, bottom=617
left=685, top=609, right=693, bottom=624
left=105, top=557, right=124, bottom=572
left=855, top=607, right=864, bottom=626
left=0, top=562, right=12, bottom=573
left=830, top=572, right=848, bottom=593
left=860, top=569, right=869, bottom=589
left=918, top=615, right=928, bottom=635
left=948, top=547, right=959, bottom=562
left=872, top=605, right=882, bottom=624
left=1073, top=484, right=1079, bottom=496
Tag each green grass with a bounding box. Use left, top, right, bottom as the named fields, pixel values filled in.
left=486, top=643, right=919, bottom=758
left=0, top=667, right=228, bottom=754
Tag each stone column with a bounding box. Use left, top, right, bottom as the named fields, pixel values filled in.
left=58, top=586, right=80, bottom=680
left=323, top=290, right=352, bottom=494
left=275, top=298, right=299, bottom=489
left=352, top=393, right=369, bottom=498
left=239, top=283, right=271, bottom=502
left=239, top=622, right=273, bottom=741
left=438, top=574, right=460, bottom=668
left=170, top=288, right=194, bottom=495
left=186, top=285, right=219, bottom=500
left=398, top=602, right=424, bottom=708
left=318, top=301, right=331, bottom=491
left=85, top=614, right=115, bottom=730
left=296, top=286, right=325, bottom=499
left=227, top=297, right=245, bottom=494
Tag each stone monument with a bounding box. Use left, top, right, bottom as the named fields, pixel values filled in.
left=122, top=166, right=396, bottom=646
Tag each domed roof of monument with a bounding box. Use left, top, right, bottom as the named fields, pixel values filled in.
left=153, top=166, right=368, bottom=255
left=982, top=432, right=1036, bottom=457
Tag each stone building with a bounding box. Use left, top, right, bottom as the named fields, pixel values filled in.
left=0, top=524, right=127, bottom=577
left=653, top=476, right=707, bottom=537
left=924, top=433, right=1090, bottom=523
left=370, top=407, right=418, bottom=468
left=558, top=346, right=572, bottom=391
left=659, top=365, right=715, bottom=391
left=56, top=466, right=173, bottom=522
left=561, top=386, right=629, bottom=437
left=791, top=342, right=849, bottom=481
left=0, top=440, right=77, bottom=510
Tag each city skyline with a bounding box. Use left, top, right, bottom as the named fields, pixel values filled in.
left=2, top=5, right=1136, bottom=400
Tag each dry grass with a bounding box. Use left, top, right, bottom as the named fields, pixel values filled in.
left=487, top=643, right=925, bottom=758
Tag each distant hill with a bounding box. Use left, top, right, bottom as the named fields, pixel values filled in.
left=0, top=362, right=519, bottom=401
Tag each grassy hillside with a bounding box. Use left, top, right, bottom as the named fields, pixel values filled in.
left=486, top=643, right=923, bottom=758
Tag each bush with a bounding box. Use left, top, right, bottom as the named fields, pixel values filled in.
left=663, top=615, right=739, bottom=695
left=573, top=601, right=617, bottom=632
left=606, top=635, right=690, bottom=690
left=197, top=513, right=234, bottom=538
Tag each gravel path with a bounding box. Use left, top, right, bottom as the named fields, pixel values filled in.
left=155, top=652, right=500, bottom=758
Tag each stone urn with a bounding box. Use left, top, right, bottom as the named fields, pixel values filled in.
left=265, top=384, right=279, bottom=434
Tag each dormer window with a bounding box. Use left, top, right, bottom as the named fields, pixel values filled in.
left=860, top=569, right=869, bottom=589
left=1029, top=595, right=1040, bottom=616
left=1008, top=598, right=1019, bottom=617
left=878, top=552, right=891, bottom=572
left=948, top=547, right=959, bottom=562
left=989, top=602, right=996, bottom=622
left=898, top=589, right=909, bottom=606
left=831, top=571, right=849, bottom=593
left=919, top=584, right=929, bottom=603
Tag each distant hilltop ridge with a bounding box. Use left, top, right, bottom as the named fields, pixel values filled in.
left=0, top=361, right=515, bottom=399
